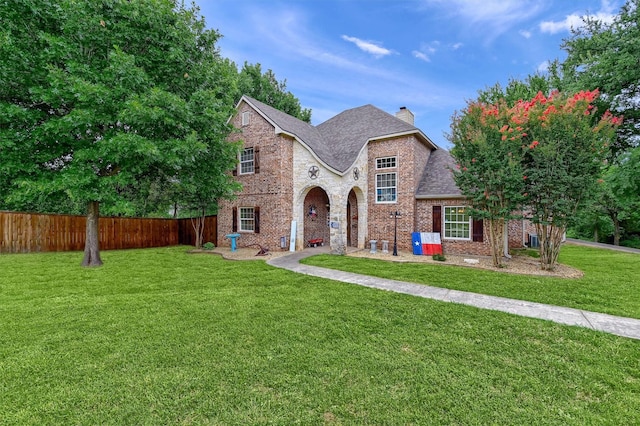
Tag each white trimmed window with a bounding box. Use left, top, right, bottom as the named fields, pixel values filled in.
left=241, top=111, right=250, bottom=126
left=239, top=207, right=255, bottom=232
left=444, top=206, right=471, bottom=240
left=376, top=156, right=397, bottom=169
left=376, top=172, right=397, bottom=203
left=240, top=147, right=254, bottom=174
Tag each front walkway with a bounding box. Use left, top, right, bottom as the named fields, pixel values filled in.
left=267, top=246, right=640, bottom=340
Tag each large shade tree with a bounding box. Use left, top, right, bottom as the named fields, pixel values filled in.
left=0, top=0, right=238, bottom=266
left=237, top=62, right=312, bottom=123
left=562, top=0, right=640, bottom=154
left=559, top=0, right=640, bottom=244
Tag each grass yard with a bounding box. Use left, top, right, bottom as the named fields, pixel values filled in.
left=303, top=245, right=640, bottom=319
left=1, top=246, right=639, bottom=424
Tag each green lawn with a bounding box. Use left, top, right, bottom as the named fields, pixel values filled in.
left=1, top=246, right=639, bottom=424
left=303, top=245, right=640, bottom=319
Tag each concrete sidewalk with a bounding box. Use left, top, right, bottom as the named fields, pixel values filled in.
left=267, top=247, right=640, bottom=340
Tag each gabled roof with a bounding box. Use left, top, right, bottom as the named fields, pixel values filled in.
left=415, top=149, right=464, bottom=199
left=239, top=95, right=437, bottom=174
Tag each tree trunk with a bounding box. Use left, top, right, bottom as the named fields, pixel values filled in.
left=487, top=218, right=504, bottom=267
left=82, top=201, right=103, bottom=267
left=191, top=209, right=205, bottom=248
left=536, top=222, right=564, bottom=271
left=613, top=217, right=621, bottom=246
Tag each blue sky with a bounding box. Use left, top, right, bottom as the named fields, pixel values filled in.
left=198, top=0, right=621, bottom=149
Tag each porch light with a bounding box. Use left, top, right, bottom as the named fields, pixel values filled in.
left=389, top=210, right=401, bottom=256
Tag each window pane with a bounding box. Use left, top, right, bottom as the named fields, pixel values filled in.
left=376, top=156, right=397, bottom=169
left=239, top=207, right=254, bottom=231
left=240, top=148, right=254, bottom=174
left=444, top=206, right=470, bottom=239
left=376, top=172, right=397, bottom=202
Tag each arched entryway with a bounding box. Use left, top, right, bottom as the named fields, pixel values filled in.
left=303, top=186, right=330, bottom=247
left=346, top=189, right=359, bottom=247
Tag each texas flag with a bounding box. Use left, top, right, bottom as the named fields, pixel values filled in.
left=412, top=232, right=443, bottom=256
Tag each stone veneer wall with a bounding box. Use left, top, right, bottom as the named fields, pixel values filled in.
left=291, top=140, right=368, bottom=252
left=217, top=102, right=294, bottom=251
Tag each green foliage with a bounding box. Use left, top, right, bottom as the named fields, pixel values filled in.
left=237, top=62, right=312, bottom=123
left=451, top=88, right=620, bottom=270
left=622, top=235, right=640, bottom=249
left=432, top=253, right=446, bottom=261
left=1, top=246, right=639, bottom=423
left=561, top=0, right=640, bottom=155
left=202, top=242, right=215, bottom=250
left=449, top=99, right=527, bottom=267
left=0, top=0, right=239, bottom=218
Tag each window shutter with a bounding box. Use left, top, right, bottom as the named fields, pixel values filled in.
left=254, top=207, right=260, bottom=234
left=472, top=218, right=484, bottom=242
left=254, top=147, right=260, bottom=174
left=232, top=207, right=237, bottom=232
left=432, top=206, right=442, bottom=234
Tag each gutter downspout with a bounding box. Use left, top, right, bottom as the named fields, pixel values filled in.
left=504, top=221, right=512, bottom=259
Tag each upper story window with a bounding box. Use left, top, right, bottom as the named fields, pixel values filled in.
left=241, top=111, right=250, bottom=126
left=376, top=172, right=397, bottom=203
left=444, top=206, right=471, bottom=240
left=376, top=156, right=397, bottom=169
left=240, top=147, right=254, bottom=174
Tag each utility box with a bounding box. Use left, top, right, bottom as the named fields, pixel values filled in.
left=528, top=234, right=539, bottom=248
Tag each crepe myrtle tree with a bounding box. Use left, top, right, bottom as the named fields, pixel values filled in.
left=451, top=89, right=620, bottom=270
left=449, top=100, right=527, bottom=268
left=0, top=0, right=238, bottom=266
left=516, top=90, right=621, bottom=270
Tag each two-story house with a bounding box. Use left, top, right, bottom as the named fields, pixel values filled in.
left=217, top=95, right=530, bottom=256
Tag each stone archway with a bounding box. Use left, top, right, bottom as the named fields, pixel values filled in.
left=347, top=189, right=358, bottom=247
left=303, top=186, right=330, bottom=247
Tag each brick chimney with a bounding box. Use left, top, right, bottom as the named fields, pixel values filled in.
left=395, top=106, right=414, bottom=125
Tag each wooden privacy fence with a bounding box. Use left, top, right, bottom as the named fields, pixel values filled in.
left=0, top=211, right=217, bottom=254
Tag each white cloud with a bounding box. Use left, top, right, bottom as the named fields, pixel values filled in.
left=420, top=0, right=546, bottom=43
left=424, top=0, right=543, bottom=22
left=540, top=0, right=617, bottom=34
left=341, top=35, right=394, bottom=58
left=519, top=29, right=532, bottom=38
left=537, top=60, right=550, bottom=73
left=412, top=41, right=440, bottom=62
left=413, top=51, right=431, bottom=62
left=452, top=42, right=463, bottom=50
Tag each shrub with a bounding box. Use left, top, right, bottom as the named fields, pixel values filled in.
left=202, top=242, right=215, bottom=250
left=432, top=253, right=446, bottom=262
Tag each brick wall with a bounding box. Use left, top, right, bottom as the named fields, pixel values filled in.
left=415, top=198, right=492, bottom=256
left=366, top=136, right=430, bottom=251
left=217, top=102, right=294, bottom=251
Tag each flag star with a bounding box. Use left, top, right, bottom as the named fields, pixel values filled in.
left=414, top=241, right=420, bottom=246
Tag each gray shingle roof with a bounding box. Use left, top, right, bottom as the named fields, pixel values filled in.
left=415, top=149, right=463, bottom=198
left=242, top=96, right=435, bottom=173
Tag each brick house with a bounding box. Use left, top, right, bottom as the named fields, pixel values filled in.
left=217, top=95, right=532, bottom=256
